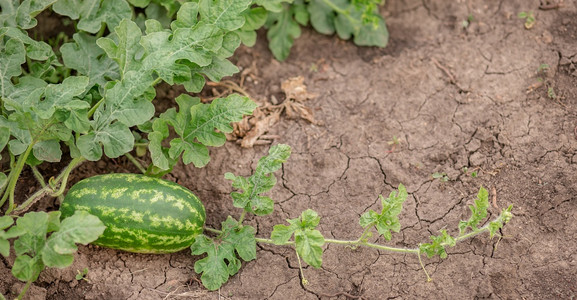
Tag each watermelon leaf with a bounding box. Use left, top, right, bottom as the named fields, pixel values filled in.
left=42, top=211, right=106, bottom=268
left=271, top=209, right=325, bottom=268
left=458, top=186, right=489, bottom=234
left=150, top=94, right=257, bottom=169
left=0, top=216, right=22, bottom=257
left=419, top=229, right=455, bottom=259
left=191, top=217, right=256, bottom=290
left=359, top=184, right=407, bottom=241
left=225, top=144, right=291, bottom=216
left=7, top=211, right=104, bottom=281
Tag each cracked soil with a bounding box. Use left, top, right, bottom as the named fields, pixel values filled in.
left=1, top=0, right=577, bottom=299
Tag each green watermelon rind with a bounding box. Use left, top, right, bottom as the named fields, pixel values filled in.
left=60, top=173, right=206, bottom=254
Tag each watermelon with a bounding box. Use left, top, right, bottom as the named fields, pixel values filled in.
left=60, top=173, right=205, bottom=254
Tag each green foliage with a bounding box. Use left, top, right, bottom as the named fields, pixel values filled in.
left=191, top=217, right=256, bottom=291
left=359, top=184, right=407, bottom=240
left=225, top=144, right=291, bottom=215
left=1, top=211, right=104, bottom=284
left=271, top=209, right=325, bottom=268
left=419, top=229, right=455, bottom=259
left=420, top=187, right=513, bottom=259
left=266, top=0, right=388, bottom=60
left=458, top=187, right=489, bottom=233
left=432, top=172, right=449, bottom=182
left=488, top=205, right=513, bottom=238
left=149, top=93, right=256, bottom=170
left=75, top=267, right=89, bottom=281
left=518, top=11, right=535, bottom=29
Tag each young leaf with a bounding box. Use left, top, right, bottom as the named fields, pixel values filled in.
left=488, top=205, right=513, bottom=238
left=419, top=229, right=455, bottom=259
left=10, top=211, right=52, bottom=281
left=359, top=184, right=407, bottom=240
left=271, top=222, right=298, bottom=245
left=42, top=211, right=106, bottom=268
left=225, top=144, right=291, bottom=215
left=458, top=186, right=489, bottom=234
left=0, top=0, right=55, bottom=29
left=190, top=217, right=256, bottom=290
left=0, top=27, right=54, bottom=60
left=140, top=22, right=224, bottom=83
left=270, top=209, right=325, bottom=268
left=36, top=76, right=90, bottom=119
left=333, top=3, right=388, bottom=47
left=295, top=229, right=324, bottom=268
left=96, top=19, right=144, bottom=76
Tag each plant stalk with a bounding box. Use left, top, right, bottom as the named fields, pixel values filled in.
left=16, top=281, right=32, bottom=300
left=31, top=166, right=47, bottom=188
left=1, top=143, right=34, bottom=214
left=124, top=153, right=146, bottom=174
left=13, top=156, right=86, bottom=214
left=237, top=211, right=247, bottom=225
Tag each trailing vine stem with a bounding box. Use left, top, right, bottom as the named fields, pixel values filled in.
left=203, top=209, right=510, bottom=280
left=16, top=281, right=32, bottom=300
left=0, top=143, right=35, bottom=213
left=10, top=156, right=86, bottom=215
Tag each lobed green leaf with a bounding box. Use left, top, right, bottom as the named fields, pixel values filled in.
left=151, top=94, right=256, bottom=169
left=265, top=3, right=303, bottom=61
left=191, top=217, right=256, bottom=290
left=61, top=33, right=120, bottom=89
left=270, top=209, right=325, bottom=268
left=42, top=211, right=106, bottom=268
left=458, top=186, right=489, bottom=234
left=419, top=229, right=455, bottom=259
left=226, top=144, right=291, bottom=215
left=488, top=205, right=513, bottom=238
left=359, top=184, right=407, bottom=240
left=53, top=0, right=131, bottom=33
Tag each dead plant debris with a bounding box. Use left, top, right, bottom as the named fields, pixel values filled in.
left=227, top=76, right=320, bottom=148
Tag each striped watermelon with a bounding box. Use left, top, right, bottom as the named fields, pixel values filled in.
left=60, top=173, right=205, bottom=254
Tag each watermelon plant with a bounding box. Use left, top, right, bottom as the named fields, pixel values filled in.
left=0, top=0, right=512, bottom=298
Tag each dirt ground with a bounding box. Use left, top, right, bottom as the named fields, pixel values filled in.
left=2, top=0, right=577, bottom=299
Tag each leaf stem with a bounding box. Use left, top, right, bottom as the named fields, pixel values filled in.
left=16, top=281, right=32, bottom=300
left=87, top=98, right=104, bottom=118
left=95, top=24, right=107, bottom=39
left=124, top=153, right=146, bottom=174
left=1, top=143, right=34, bottom=214
left=357, top=225, right=372, bottom=243
left=31, top=166, right=47, bottom=188
left=50, top=157, right=86, bottom=197
left=13, top=156, right=86, bottom=214
left=253, top=236, right=418, bottom=254
left=320, top=0, right=349, bottom=15
left=0, top=168, right=12, bottom=198
left=295, top=249, right=308, bottom=285
left=416, top=249, right=432, bottom=282
left=238, top=211, right=247, bottom=225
